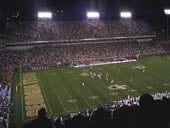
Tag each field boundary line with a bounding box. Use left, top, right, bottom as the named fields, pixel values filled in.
left=20, top=66, right=25, bottom=121
left=21, top=78, right=24, bottom=121
left=37, top=74, right=53, bottom=115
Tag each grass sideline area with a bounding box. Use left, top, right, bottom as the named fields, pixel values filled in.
left=13, top=55, right=170, bottom=126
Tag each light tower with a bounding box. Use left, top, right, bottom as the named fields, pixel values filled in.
left=37, top=11, right=52, bottom=19
left=86, top=11, right=100, bottom=19
left=164, top=9, right=170, bottom=40
left=120, top=11, right=132, bottom=19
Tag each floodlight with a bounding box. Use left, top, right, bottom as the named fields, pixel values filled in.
left=164, top=9, right=170, bottom=40
left=38, top=12, right=52, bottom=19
left=87, top=11, right=100, bottom=19
left=120, top=12, right=132, bottom=18
left=164, top=9, right=170, bottom=15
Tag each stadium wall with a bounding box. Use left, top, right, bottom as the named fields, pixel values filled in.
left=6, top=35, right=156, bottom=50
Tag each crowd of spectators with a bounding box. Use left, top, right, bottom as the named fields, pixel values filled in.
left=22, top=92, right=170, bottom=128
left=0, top=84, right=11, bottom=128
left=5, top=20, right=155, bottom=41
left=1, top=40, right=170, bottom=82
left=1, top=41, right=169, bottom=70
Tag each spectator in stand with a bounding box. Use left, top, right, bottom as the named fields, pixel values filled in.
left=0, top=83, right=11, bottom=128
left=22, top=108, right=52, bottom=128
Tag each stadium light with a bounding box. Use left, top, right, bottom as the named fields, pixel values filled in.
left=120, top=12, right=132, bottom=18
left=38, top=12, right=52, bottom=19
left=87, top=11, right=100, bottom=19
left=164, top=9, right=170, bottom=40
left=164, top=9, right=170, bottom=15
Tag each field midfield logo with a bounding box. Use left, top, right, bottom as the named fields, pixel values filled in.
left=108, top=84, right=127, bottom=91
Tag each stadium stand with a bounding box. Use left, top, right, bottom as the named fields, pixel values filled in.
left=0, top=83, right=11, bottom=128
left=5, top=20, right=155, bottom=42
left=1, top=41, right=169, bottom=71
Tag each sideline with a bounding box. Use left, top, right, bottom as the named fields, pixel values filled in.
left=74, top=59, right=137, bottom=68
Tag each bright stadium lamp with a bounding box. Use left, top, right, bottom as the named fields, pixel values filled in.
left=164, top=9, right=170, bottom=15
left=120, top=11, right=132, bottom=18
left=164, top=9, right=170, bottom=40
left=87, top=11, right=100, bottom=19
left=38, top=11, right=52, bottom=19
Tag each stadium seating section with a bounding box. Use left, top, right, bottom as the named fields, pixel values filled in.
left=5, top=20, right=154, bottom=41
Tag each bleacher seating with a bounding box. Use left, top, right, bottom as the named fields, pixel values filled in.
left=5, top=20, right=155, bottom=42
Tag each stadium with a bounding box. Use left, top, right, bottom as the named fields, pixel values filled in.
left=1, top=0, right=170, bottom=128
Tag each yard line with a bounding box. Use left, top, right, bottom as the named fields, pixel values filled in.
left=45, top=74, right=68, bottom=113
left=91, top=81, right=111, bottom=102
left=82, top=84, right=103, bottom=106
left=55, top=73, right=80, bottom=112
left=73, top=87, right=91, bottom=107
left=20, top=73, right=25, bottom=121
left=59, top=83, right=80, bottom=111
left=82, top=71, right=110, bottom=105
left=37, top=75, right=53, bottom=115
left=69, top=77, right=93, bottom=108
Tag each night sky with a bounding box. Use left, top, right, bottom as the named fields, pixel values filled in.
left=1, top=0, right=170, bottom=20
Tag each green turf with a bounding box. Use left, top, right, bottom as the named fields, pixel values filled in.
left=14, top=55, right=170, bottom=126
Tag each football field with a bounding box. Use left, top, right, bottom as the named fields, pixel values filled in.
left=13, top=55, right=170, bottom=125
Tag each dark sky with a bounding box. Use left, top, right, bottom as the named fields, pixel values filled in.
left=1, top=0, right=170, bottom=20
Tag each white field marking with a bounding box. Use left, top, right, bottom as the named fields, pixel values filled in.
left=73, top=87, right=91, bottom=107
left=132, top=65, right=146, bottom=70
left=109, top=92, right=118, bottom=96
left=21, top=75, right=25, bottom=121
left=67, top=99, right=77, bottom=103
left=54, top=74, right=82, bottom=112
left=147, top=86, right=154, bottom=89
left=108, top=84, right=127, bottom=91
left=23, top=79, right=38, bottom=82
left=79, top=72, right=89, bottom=76
left=69, top=75, right=93, bottom=108
left=88, top=96, right=99, bottom=100
left=164, top=83, right=169, bottom=86
left=92, top=82, right=111, bottom=102
left=59, top=82, right=80, bottom=111
left=46, top=75, right=67, bottom=113
left=37, top=76, right=53, bottom=115
left=81, top=84, right=103, bottom=106
left=128, top=89, right=137, bottom=92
